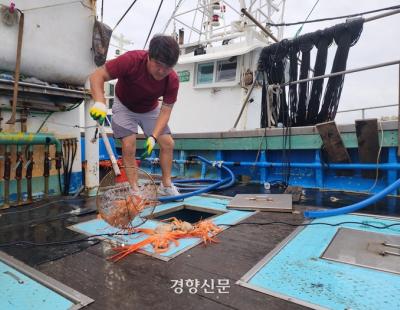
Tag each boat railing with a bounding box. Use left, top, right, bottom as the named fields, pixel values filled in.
left=336, top=104, right=399, bottom=120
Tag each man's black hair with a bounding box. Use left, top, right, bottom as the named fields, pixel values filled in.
left=148, top=35, right=180, bottom=67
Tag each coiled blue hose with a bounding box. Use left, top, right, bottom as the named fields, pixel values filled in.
left=304, top=178, right=400, bottom=218
left=158, top=155, right=235, bottom=203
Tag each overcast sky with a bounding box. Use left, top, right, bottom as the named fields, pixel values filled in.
left=99, top=0, right=400, bottom=123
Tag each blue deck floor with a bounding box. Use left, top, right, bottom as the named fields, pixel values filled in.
left=239, top=214, right=400, bottom=310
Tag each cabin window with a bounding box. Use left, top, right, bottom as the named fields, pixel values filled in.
left=108, top=98, right=114, bottom=109
left=109, top=84, right=115, bottom=96
left=216, top=57, right=237, bottom=82
left=195, top=56, right=239, bottom=87
left=197, top=62, right=214, bottom=84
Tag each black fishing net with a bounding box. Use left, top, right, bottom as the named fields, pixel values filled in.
left=258, top=39, right=289, bottom=127
left=258, top=18, right=364, bottom=127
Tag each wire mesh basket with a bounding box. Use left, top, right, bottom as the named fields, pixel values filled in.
left=96, top=166, right=158, bottom=229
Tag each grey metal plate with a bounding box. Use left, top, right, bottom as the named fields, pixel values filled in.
left=322, top=228, right=400, bottom=275
left=227, top=194, right=292, bottom=212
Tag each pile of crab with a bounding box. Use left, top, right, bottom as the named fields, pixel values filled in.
left=109, top=217, right=222, bottom=262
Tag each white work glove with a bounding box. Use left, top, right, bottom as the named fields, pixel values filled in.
left=89, top=101, right=107, bottom=124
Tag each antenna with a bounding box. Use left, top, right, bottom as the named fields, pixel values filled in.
left=111, top=33, right=134, bottom=56
left=162, top=0, right=286, bottom=51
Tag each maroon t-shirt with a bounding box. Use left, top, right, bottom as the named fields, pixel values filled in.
left=105, top=50, right=179, bottom=113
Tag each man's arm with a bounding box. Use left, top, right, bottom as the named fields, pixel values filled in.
left=89, top=66, right=112, bottom=103
left=152, top=104, right=173, bottom=139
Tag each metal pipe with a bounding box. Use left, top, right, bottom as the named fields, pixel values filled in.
left=221, top=161, right=400, bottom=170
left=337, top=103, right=398, bottom=114
left=240, top=8, right=279, bottom=42
left=223, top=1, right=242, bottom=16
left=7, top=11, right=24, bottom=125
left=0, top=136, right=62, bottom=206
left=187, top=0, right=200, bottom=42
left=0, top=108, right=3, bottom=131
left=174, top=17, right=201, bottom=35
left=0, top=78, right=88, bottom=97
left=3, top=146, right=11, bottom=208
left=20, top=109, right=28, bottom=132
left=26, top=146, right=34, bottom=203
left=364, top=8, right=400, bottom=22
left=15, top=146, right=23, bottom=205
left=173, top=2, right=207, bottom=19
left=0, top=133, right=62, bottom=152
left=233, top=71, right=260, bottom=128
left=98, top=123, right=120, bottom=176
left=281, top=59, right=400, bottom=87
left=150, top=158, right=400, bottom=171
left=398, top=64, right=400, bottom=157
left=179, top=32, right=243, bottom=49
left=43, top=145, right=50, bottom=199
left=161, top=0, right=185, bottom=33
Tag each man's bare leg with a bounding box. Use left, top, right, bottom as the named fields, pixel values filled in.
left=121, top=134, right=139, bottom=191
left=157, top=134, right=174, bottom=187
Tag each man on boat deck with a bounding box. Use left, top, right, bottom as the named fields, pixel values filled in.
left=89, top=35, right=180, bottom=197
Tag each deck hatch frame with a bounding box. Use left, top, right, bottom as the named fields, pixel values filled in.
left=236, top=224, right=324, bottom=310
left=237, top=214, right=400, bottom=310
left=70, top=195, right=255, bottom=261
left=0, top=251, right=94, bottom=309
left=322, top=227, right=400, bottom=275
left=146, top=203, right=226, bottom=222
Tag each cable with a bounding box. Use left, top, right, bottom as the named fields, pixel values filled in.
left=218, top=221, right=400, bottom=230
left=143, top=0, right=164, bottom=49
left=0, top=208, right=96, bottom=232
left=0, top=231, right=139, bottom=248
left=42, top=120, right=96, bottom=129
left=36, top=112, right=53, bottom=133
left=294, top=0, right=320, bottom=38
left=267, top=5, right=400, bottom=27
left=58, top=168, right=63, bottom=194
left=0, top=197, right=87, bottom=216
left=367, top=120, right=383, bottom=192
left=21, top=0, right=84, bottom=12
left=2, top=220, right=399, bottom=248
left=67, top=139, right=78, bottom=195
left=62, top=140, right=70, bottom=195
left=113, top=0, right=139, bottom=32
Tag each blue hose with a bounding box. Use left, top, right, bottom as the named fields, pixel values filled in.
left=304, top=178, right=400, bottom=218
left=174, top=179, right=220, bottom=190
left=158, top=155, right=235, bottom=202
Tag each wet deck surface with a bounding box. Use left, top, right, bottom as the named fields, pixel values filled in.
left=1, top=185, right=400, bottom=309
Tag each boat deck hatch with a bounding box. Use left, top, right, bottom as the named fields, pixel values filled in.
left=238, top=214, right=400, bottom=310
left=322, top=227, right=400, bottom=275
left=0, top=252, right=93, bottom=309
left=147, top=204, right=224, bottom=223
left=70, top=196, right=255, bottom=261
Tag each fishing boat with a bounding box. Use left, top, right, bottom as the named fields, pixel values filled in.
left=0, top=1, right=400, bottom=309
